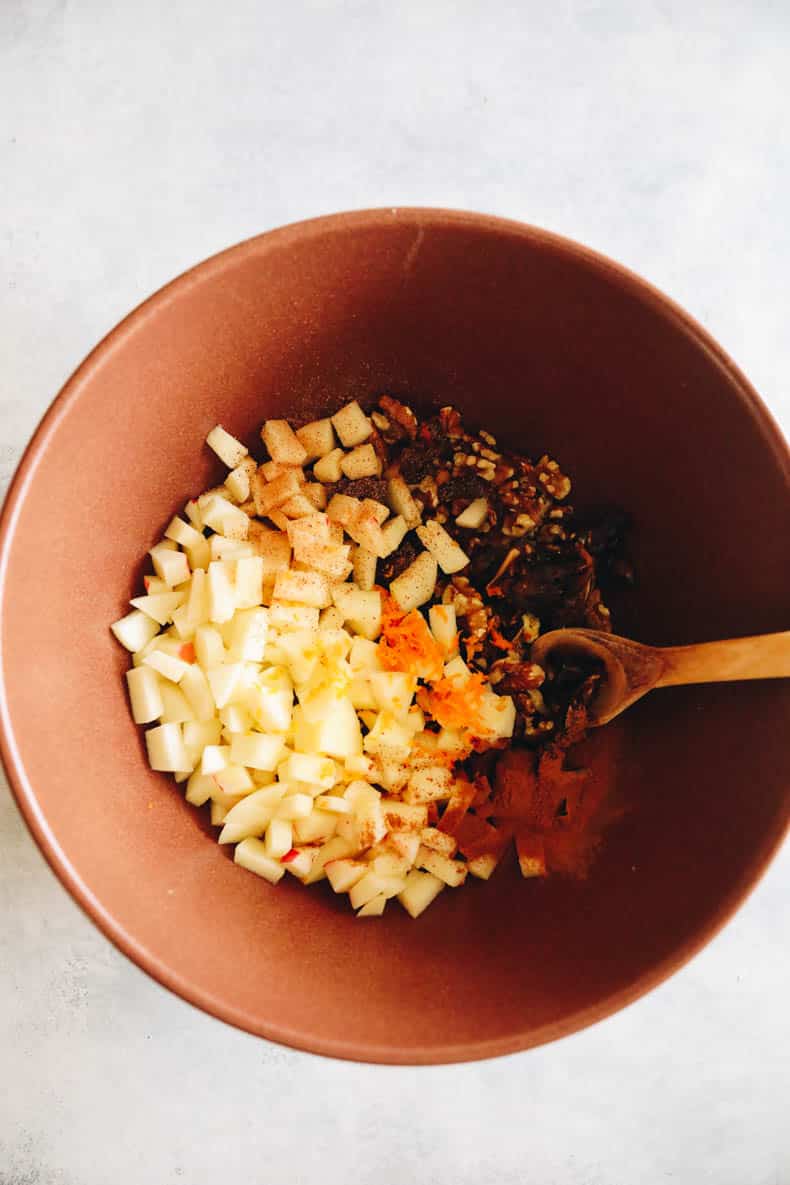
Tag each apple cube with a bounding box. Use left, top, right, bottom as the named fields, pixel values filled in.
left=234, top=837, right=286, bottom=884
left=201, top=494, right=250, bottom=541
left=206, top=424, right=248, bottom=468
left=420, top=827, right=458, bottom=857
left=318, top=606, right=345, bottom=631
left=384, top=829, right=421, bottom=863
left=185, top=770, right=215, bottom=806
left=177, top=666, right=215, bottom=725
left=314, top=794, right=350, bottom=814
left=165, top=515, right=205, bottom=551
left=200, top=744, right=230, bottom=774
left=363, top=713, right=413, bottom=762
left=416, top=845, right=467, bottom=886
left=398, top=869, right=445, bottom=918
left=352, top=546, right=377, bottom=591
left=302, top=483, right=328, bottom=510
left=474, top=689, right=517, bottom=740
left=194, top=624, right=225, bottom=669
left=416, top=520, right=469, bottom=575
left=234, top=556, right=265, bottom=609
left=225, top=607, right=268, bottom=662
left=252, top=468, right=302, bottom=516
left=309, top=695, right=363, bottom=758
left=218, top=788, right=279, bottom=843
left=332, top=586, right=382, bottom=640
left=158, top=683, right=196, bottom=724
left=369, top=671, right=416, bottom=715
left=516, top=831, right=547, bottom=878
left=280, top=493, right=320, bottom=519
left=389, top=551, right=437, bottom=611
left=387, top=475, right=422, bottom=528
left=209, top=535, right=254, bottom=563
left=142, top=649, right=190, bottom=683
left=224, top=459, right=255, bottom=503
left=229, top=732, right=286, bottom=770
left=313, top=447, right=345, bottom=483
left=247, top=668, right=293, bottom=733
left=382, top=800, right=428, bottom=832
left=331, top=400, right=372, bottom=447
left=404, top=765, right=454, bottom=804
left=467, top=851, right=503, bottom=880
left=379, top=515, right=408, bottom=559
left=260, top=460, right=303, bottom=483
left=213, top=764, right=254, bottom=796
left=206, top=662, right=245, bottom=709
left=326, top=493, right=361, bottom=529
left=455, top=497, right=489, bottom=529
left=325, top=858, right=368, bottom=893
left=345, top=508, right=387, bottom=558
left=111, top=609, right=160, bottom=653
left=207, top=560, right=236, bottom=623
left=281, top=847, right=321, bottom=880
left=357, top=894, right=387, bottom=917
left=149, top=544, right=191, bottom=588
left=126, top=666, right=164, bottom=724
left=295, top=418, right=336, bottom=460
left=264, top=817, right=293, bottom=859
left=273, top=569, right=331, bottom=608
left=340, top=443, right=381, bottom=479
left=303, top=835, right=355, bottom=884
left=275, top=792, right=314, bottom=820
left=145, top=722, right=190, bottom=772
left=348, top=871, right=390, bottom=910
left=428, top=604, right=458, bottom=655
left=262, top=419, right=308, bottom=466
left=293, top=809, right=338, bottom=844
left=279, top=751, right=336, bottom=788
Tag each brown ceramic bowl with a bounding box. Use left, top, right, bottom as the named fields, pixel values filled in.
left=1, top=209, right=788, bottom=1064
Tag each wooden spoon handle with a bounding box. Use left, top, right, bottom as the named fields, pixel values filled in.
left=656, top=631, right=790, bottom=688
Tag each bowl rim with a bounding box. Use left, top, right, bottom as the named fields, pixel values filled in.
left=1, top=206, right=788, bottom=1064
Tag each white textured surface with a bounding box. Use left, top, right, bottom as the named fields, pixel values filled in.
left=1, top=2, right=788, bottom=1181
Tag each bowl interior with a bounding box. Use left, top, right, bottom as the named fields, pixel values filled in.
left=1, top=210, right=788, bottom=1063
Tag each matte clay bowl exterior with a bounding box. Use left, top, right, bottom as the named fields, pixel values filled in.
left=1, top=209, right=788, bottom=1065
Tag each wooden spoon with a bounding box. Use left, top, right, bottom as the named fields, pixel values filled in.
left=530, top=628, right=790, bottom=726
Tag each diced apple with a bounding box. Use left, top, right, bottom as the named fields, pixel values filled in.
left=158, top=683, right=196, bottom=724
left=260, top=460, right=303, bottom=483
left=201, top=494, right=250, bottom=541
left=296, top=418, right=336, bottom=460
left=325, top=858, right=368, bottom=893
left=352, top=546, right=377, bottom=591
left=185, top=770, right=215, bottom=806
left=345, top=508, right=387, bottom=558
left=165, top=515, right=205, bottom=551
left=200, top=744, right=231, bottom=774
left=253, top=468, right=303, bottom=516
left=185, top=536, right=211, bottom=571
left=379, top=515, right=408, bottom=559
left=142, top=649, right=190, bottom=683
left=145, top=722, right=190, bottom=772
left=340, top=443, right=381, bottom=479
left=363, top=713, right=413, bottom=762
left=111, top=609, right=160, bottom=653
left=272, top=569, right=331, bottom=608
left=209, top=535, right=254, bottom=563
left=229, top=731, right=286, bottom=770
left=416, top=520, right=469, bottom=574
left=205, top=663, right=244, bottom=709
left=293, top=809, right=338, bottom=844
left=326, top=493, right=361, bottom=529
left=206, top=424, right=249, bottom=468
left=234, top=837, right=286, bottom=884
left=467, top=851, right=503, bottom=880
left=474, top=689, right=516, bottom=740
left=369, top=671, right=416, bottom=715
left=314, top=794, right=350, bottom=814
left=309, top=695, right=363, bottom=758
left=387, top=475, right=422, bottom=528
left=268, top=602, right=320, bottom=633
left=185, top=498, right=204, bottom=530
left=150, top=543, right=191, bottom=587
left=213, top=764, right=254, bottom=796
left=275, top=792, right=313, bottom=820
left=280, top=493, right=319, bottom=519
left=224, top=461, right=252, bottom=504
left=194, top=624, right=225, bottom=669
left=246, top=667, right=294, bottom=733
left=516, top=831, right=547, bottom=878
left=348, top=871, right=389, bottom=910
left=404, top=765, right=454, bottom=804
left=416, top=845, right=467, bottom=886
left=288, top=512, right=331, bottom=550
left=370, top=850, right=412, bottom=877
left=332, top=586, right=382, bottom=640
left=357, top=893, right=387, bottom=917
left=398, top=869, right=445, bottom=918
left=382, top=800, right=428, bottom=832
left=302, top=835, right=355, bottom=883
left=234, top=556, right=264, bottom=609
left=264, top=817, right=293, bottom=859
left=331, top=400, right=372, bottom=447
left=420, top=827, right=458, bottom=856
left=207, top=560, right=236, bottom=623
left=313, top=448, right=345, bottom=483
left=302, top=483, right=328, bottom=510
left=279, top=751, right=336, bottom=788
left=455, top=497, right=489, bottom=529
left=428, top=604, right=458, bottom=655
left=262, top=419, right=308, bottom=466
left=444, top=655, right=472, bottom=681
left=318, top=606, right=345, bottom=631
left=281, top=847, right=321, bottom=880
left=389, top=551, right=437, bottom=611
left=125, top=665, right=164, bottom=723
left=385, top=830, right=421, bottom=863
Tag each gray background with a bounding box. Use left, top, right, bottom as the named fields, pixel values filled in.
left=2, top=2, right=788, bottom=1182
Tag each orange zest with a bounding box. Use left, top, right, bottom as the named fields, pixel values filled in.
left=378, top=598, right=444, bottom=682
left=417, top=672, right=487, bottom=731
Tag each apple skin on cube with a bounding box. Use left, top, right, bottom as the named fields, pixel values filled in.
left=398, top=869, right=445, bottom=918
left=145, top=722, right=190, bottom=772
left=126, top=665, right=164, bottom=724
left=234, top=837, right=286, bottom=884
